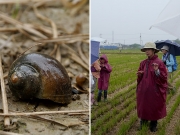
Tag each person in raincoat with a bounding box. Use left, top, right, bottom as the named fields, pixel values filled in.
left=91, top=59, right=101, bottom=106
left=136, top=42, right=167, bottom=132
left=161, top=45, right=176, bottom=93
left=97, top=54, right=112, bottom=102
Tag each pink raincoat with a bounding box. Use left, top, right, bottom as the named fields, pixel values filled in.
left=98, top=54, right=112, bottom=90
left=136, top=55, right=167, bottom=120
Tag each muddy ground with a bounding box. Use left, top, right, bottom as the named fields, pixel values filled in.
left=0, top=1, right=89, bottom=135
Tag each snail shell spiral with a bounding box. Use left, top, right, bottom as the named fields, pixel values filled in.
left=8, top=53, right=72, bottom=104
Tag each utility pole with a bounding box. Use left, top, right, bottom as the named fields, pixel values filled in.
left=112, top=31, right=114, bottom=44
left=140, top=33, right=141, bottom=45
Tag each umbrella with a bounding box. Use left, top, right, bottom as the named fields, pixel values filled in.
left=91, top=40, right=100, bottom=64
left=155, top=40, right=180, bottom=56
left=150, top=0, right=180, bottom=38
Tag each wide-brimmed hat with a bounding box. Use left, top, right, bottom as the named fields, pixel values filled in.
left=161, top=45, right=169, bottom=51
left=141, top=42, right=159, bottom=53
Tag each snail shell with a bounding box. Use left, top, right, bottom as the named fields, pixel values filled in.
left=8, top=53, right=72, bottom=104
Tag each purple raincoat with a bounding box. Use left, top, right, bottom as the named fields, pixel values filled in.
left=136, top=55, right=167, bottom=120
left=98, top=54, right=112, bottom=90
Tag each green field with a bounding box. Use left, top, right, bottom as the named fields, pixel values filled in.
left=91, top=50, right=180, bottom=135
left=100, top=49, right=142, bottom=53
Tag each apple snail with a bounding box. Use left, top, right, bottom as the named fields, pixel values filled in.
left=8, top=53, right=72, bottom=104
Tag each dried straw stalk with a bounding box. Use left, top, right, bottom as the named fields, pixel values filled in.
left=0, top=110, right=89, bottom=116
left=0, top=0, right=55, bottom=4
left=38, top=34, right=89, bottom=43
left=33, top=5, right=61, bottom=61
left=28, top=115, right=85, bottom=127
left=77, top=41, right=89, bottom=65
left=0, top=130, right=23, bottom=135
left=0, top=55, right=10, bottom=126
left=0, top=11, right=47, bottom=39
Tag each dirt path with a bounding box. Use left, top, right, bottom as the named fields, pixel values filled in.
left=106, top=108, right=137, bottom=135
left=108, top=81, right=136, bottom=99
left=165, top=102, right=180, bottom=135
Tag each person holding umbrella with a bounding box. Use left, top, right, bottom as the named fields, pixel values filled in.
left=91, top=40, right=101, bottom=106
left=161, top=45, right=176, bottom=93
left=136, top=42, right=167, bottom=132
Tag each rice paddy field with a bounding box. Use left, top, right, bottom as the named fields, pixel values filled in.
left=91, top=49, right=180, bottom=135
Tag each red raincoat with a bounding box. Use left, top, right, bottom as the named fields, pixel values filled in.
left=136, top=55, right=167, bottom=120
left=98, top=54, right=112, bottom=90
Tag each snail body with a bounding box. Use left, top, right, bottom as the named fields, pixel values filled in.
left=76, top=73, right=87, bottom=87
left=8, top=53, right=72, bottom=104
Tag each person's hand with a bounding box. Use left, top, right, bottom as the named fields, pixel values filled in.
left=100, top=64, right=104, bottom=67
left=163, top=60, right=166, bottom=65
left=152, top=63, right=159, bottom=71
left=137, top=71, right=144, bottom=76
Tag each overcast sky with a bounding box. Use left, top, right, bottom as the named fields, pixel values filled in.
left=90, top=0, right=177, bottom=45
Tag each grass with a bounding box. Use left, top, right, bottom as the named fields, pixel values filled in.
left=100, top=49, right=142, bottom=54
left=175, top=120, right=180, bottom=135
left=95, top=53, right=144, bottom=97
left=117, top=113, right=138, bottom=135
left=157, top=94, right=180, bottom=135
left=92, top=85, right=136, bottom=120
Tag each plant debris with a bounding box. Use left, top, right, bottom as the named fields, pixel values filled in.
left=0, top=0, right=89, bottom=134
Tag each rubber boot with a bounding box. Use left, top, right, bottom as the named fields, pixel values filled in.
left=150, top=121, right=157, bottom=132
left=104, top=90, right=107, bottom=102
left=97, top=90, right=102, bottom=102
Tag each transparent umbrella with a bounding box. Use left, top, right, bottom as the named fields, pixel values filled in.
left=150, top=0, right=180, bottom=38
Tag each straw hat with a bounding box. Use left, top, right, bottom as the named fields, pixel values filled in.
left=161, top=45, right=169, bottom=51
left=141, top=42, right=159, bottom=53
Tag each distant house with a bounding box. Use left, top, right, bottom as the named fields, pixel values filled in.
left=100, top=45, right=119, bottom=50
